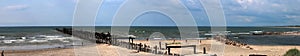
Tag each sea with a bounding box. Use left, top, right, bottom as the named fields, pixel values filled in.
left=1, top=26, right=300, bottom=46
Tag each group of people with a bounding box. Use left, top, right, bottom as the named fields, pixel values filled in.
left=95, top=32, right=112, bottom=44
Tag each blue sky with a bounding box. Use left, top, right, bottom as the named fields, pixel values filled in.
left=0, top=0, right=300, bottom=26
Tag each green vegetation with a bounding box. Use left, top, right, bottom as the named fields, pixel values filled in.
left=275, top=25, right=300, bottom=27
left=284, top=48, right=300, bottom=56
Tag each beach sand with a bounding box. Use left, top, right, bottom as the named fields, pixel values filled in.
left=2, top=39, right=300, bottom=56
left=1, top=44, right=158, bottom=56
left=127, top=39, right=300, bottom=56
left=3, top=48, right=75, bottom=56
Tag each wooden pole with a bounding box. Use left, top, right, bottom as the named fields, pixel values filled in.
left=1, top=50, right=4, bottom=56
left=159, top=42, right=161, bottom=49
left=131, top=38, right=133, bottom=44
left=128, top=37, right=131, bottom=43
left=154, top=45, right=158, bottom=54
left=144, top=44, right=147, bottom=52
left=131, top=38, right=133, bottom=49
left=128, top=37, right=131, bottom=49
left=139, top=43, right=142, bottom=52
left=168, top=48, right=171, bottom=55
left=194, top=46, right=196, bottom=54
left=203, top=47, right=206, bottom=54
left=165, top=43, right=168, bottom=49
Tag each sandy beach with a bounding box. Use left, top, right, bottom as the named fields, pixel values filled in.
left=1, top=39, right=300, bottom=56
left=3, top=48, right=75, bottom=56
left=1, top=44, right=158, bottom=56
left=120, top=39, right=300, bottom=56
left=110, top=39, right=295, bottom=56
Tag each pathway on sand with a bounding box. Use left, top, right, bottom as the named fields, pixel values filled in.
left=96, top=44, right=158, bottom=56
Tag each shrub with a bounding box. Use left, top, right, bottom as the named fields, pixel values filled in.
left=284, top=48, right=300, bottom=56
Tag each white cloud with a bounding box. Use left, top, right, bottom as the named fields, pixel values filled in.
left=2, top=4, right=29, bottom=11
left=112, top=0, right=197, bottom=26
left=244, top=18, right=252, bottom=22
left=232, top=15, right=254, bottom=23
left=271, top=3, right=281, bottom=7
left=235, top=0, right=267, bottom=9
left=284, top=15, right=300, bottom=24
left=285, top=15, right=300, bottom=19
left=185, top=0, right=202, bottom=9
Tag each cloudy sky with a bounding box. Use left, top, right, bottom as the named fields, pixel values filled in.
left=0, top=0, right=300, bottom=26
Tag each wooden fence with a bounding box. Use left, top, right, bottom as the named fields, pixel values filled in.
left=55, top=28, right=194, bottom=56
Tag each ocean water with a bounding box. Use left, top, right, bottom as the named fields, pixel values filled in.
left=0, top=26, right=71, bottom=37
left=1, top=26, right=300, bottom=45
left=228, top=35, right=300, bottom=45
left=97, top=26, right=300, bottom=39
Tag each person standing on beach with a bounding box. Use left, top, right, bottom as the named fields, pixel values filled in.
left=199, top=40, right=201, bottom=44
left=173, top=40, right=175, bottom=43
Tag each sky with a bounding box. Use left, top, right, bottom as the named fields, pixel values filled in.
left=0, top=0, right=300, bottom=26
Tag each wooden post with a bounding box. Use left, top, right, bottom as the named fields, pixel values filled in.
left=131, top=39, right=133, bottom=49
left=159, top=42, right=161, bottom=49
left=167, top=48, right=171, bottom=55
left=139, top=43, right=142, bottom=52
left=128, top=37, right=131, bottom=49
left=165, top=43, right=168, bottom=49
left=194, top=46, right=196, bottom=54
left=144, top=44, right=147, bottom=51
left=203, top=47, right=206, bottom=54
left=131, top=38, right=133, bottom=44
left=1, top=50, right=4, bottom=56
left=154, top=45, right=158, bottom=54
left=128, top=37, right=131, bottom=43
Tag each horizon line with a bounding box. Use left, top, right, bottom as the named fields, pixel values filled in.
left=0, top=25, right=298, bottom=27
